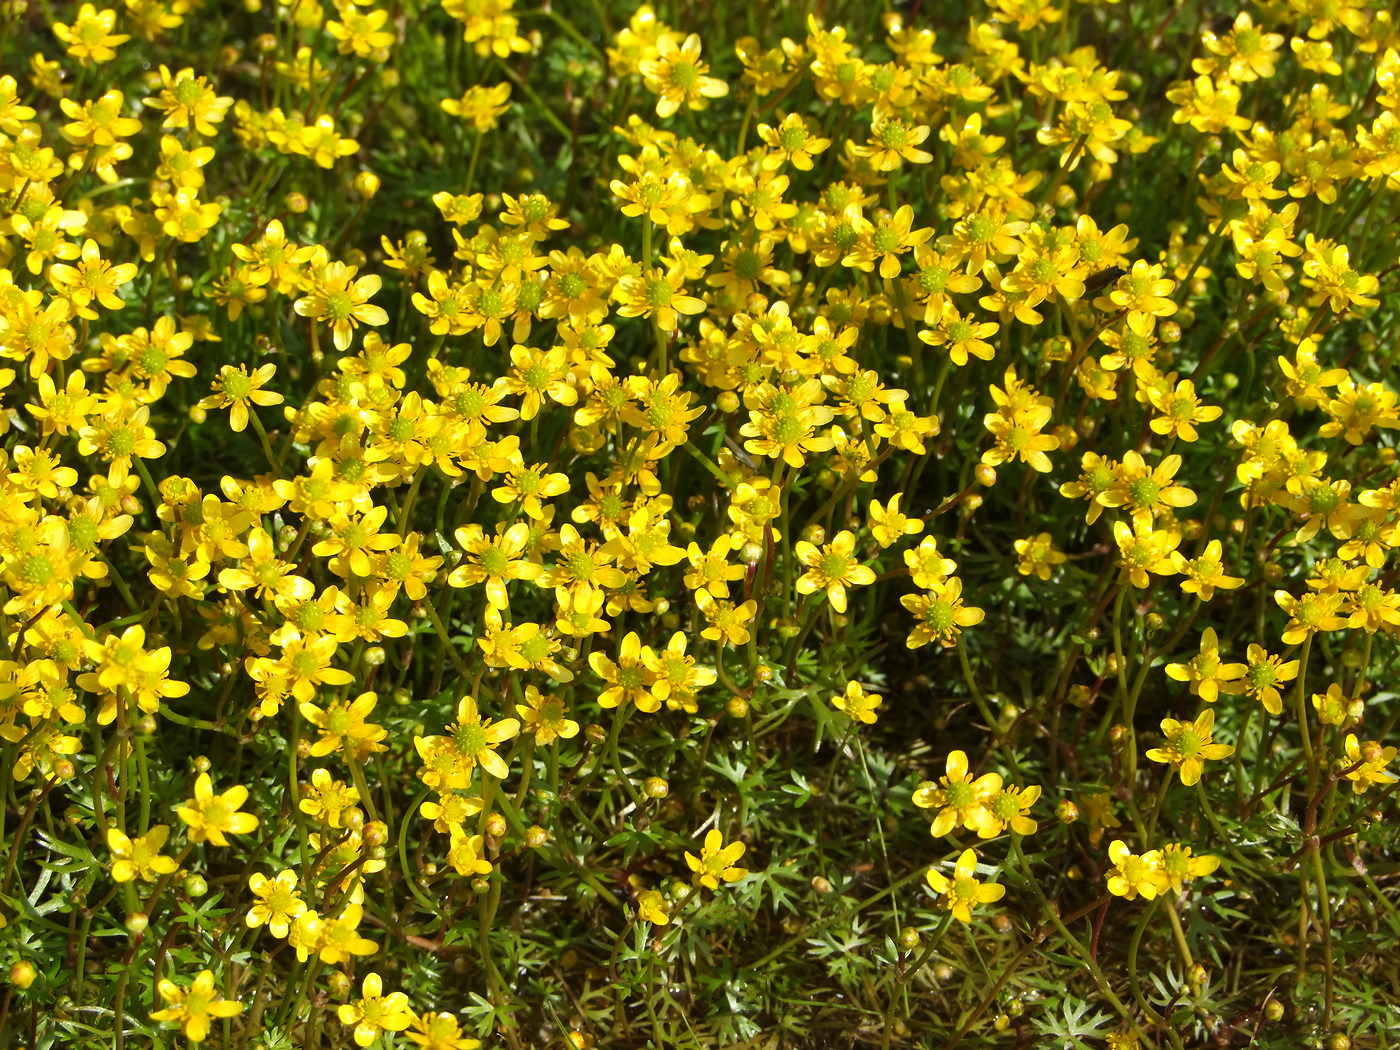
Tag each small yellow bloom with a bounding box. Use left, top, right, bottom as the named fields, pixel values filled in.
left=685, top=828, right=748, bottom=890
left=176, top=773, right=258, bottom=846
left=636, top=888, right=672, bottom=925
left=925, top=848, right=1005, bottom=922
left=640, top=33, right=729, bottom=118
left=832, top=681, right=882, bottom=725
left=338, top=972, right=415, bottom=1048
left=150, top=969, right=243, bottom=1043
left=1145, top=709, right=1234, bottom=786
left=793, top=529, right=876, bottom=613
left=107, top=824, right=179, bottom=883
left=1105, top=840, right=1168, bottom=900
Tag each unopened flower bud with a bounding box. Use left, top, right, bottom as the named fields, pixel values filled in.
left=525, top=825, right=549, bottom=848
left=326, top=970, right=352, bottom=999
left=898, top=926, right=920, bottom=951
left=365, top=820, right=389, bottom=847
left=976, top=464, right=997, bottom=487
left=354, top=171, right=380, bottom=199
left=644, top=777, right=669, bottom=799
left=727, top=696, right=749, bottom=719
left=8, top=961, right=37, bottom=989
left=184, top=874, right=208, bottom=898
left=485, top=812, right=507, bottom=839
left=1263, top=1000, right=1285, bottom=1022
left=1057, top=799, right=1080, bottom=824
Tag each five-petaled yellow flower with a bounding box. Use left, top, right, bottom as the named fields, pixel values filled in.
left=1145, top=708, right=1234, bottom=786
left=176, top=773, right=259, bottom=846
left=150, top=969, right=243, bottom=1043
left=794, top=529, right=876, bottom=613
left=337, top=972, right=415, bottom=1048
left=685, top=828, right=748, bottom=890
left=925, top=848, right=1005, bottom=923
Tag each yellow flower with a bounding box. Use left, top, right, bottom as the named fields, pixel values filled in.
left=901, top=577, right=985, bottom=649
left=793, top=529, right=876, bottom=613
left=1158, top=843, right=1220, bottom=894
left=696, top=591, right=757, bottom=647
left=143, top=66, right=233, bottom=135
left=850, top=116, right=933, bottom=171
left=589, top=630, right=659, bottom=712
left=640, top=33, right=729, bottom=118
left=294, top=260, right=389, bottom=351
left=1172, top=540, right=1245, bottom=602
left=756, top=113, right=831, bottom=170
left=685, top=828, right=748, bottom=889
left=405, top=1011, right=483, bottom=1050
left=1147, top=379, right=1222, bottom=441
left=440, top=82, right=512, bottom=132
left=1340, top=735, right=1398, bottom=794
left=925, top=848, right=1005, bottom=923
left=636, top=888, right=672, bottom=925
left=516, top=684, right=580, bottom=745
left=338, top=973, right=415, bottom=1048
left=1013, top=533, right=1067, bottom=580
left=49, top=239, right=138, bottom=318
left=1145, top=709, right=1234, bottom=786
left=196, top=363, right=284, bottom=433
left=615, top=265, right=706, bottom=333
left=442, top=694, right=521, bottom=780
left=1275, top=588, right=1347, bottom=644
left=1105, top=840, right=1168, bottom=900
left=150, top=970, right=243, bottom=1043
left=1165, top=627, right=1245, bottom=704
left=299, top=767, right=361, bottom=828
left=107, top=824, right=179, bottom=883
left=832, top=681, right=881, bottom=725
left=972, top=783, right=1041, bottom=839
left=1113, top=519, right=1181, bottom=589
left=52, top=4, right=130, bottom=64
left=912, top=750, right=1001, bottom=837
left=246, top=869, right=307, bottom=939
left=176, top=772, right=259, bottom=846
left=300, top=689, right=389, bottom=757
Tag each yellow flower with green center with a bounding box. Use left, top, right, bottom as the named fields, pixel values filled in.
left=1105, top=840, right=1168, bottom=900
left=1145, top=709, right=1234, bottom=786
left=176, top=773, right=258, bottom=847
left=793, top=529, right=876, bottom=613
left=150, top=969, right=243, bottom=1043
left=913, top=750, right=1002, bottom=837
left=685, top=828, right=748, bottom=890
left=925, top=848, right=1005, bottom=923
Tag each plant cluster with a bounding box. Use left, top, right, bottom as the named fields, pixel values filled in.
left=0, top=0, right=1398, bottom=1048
